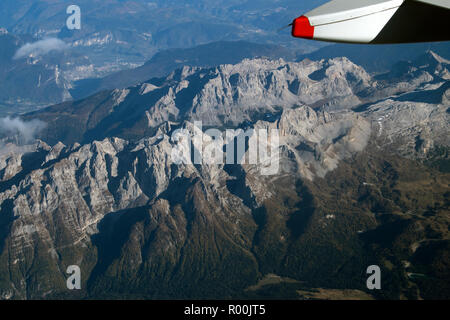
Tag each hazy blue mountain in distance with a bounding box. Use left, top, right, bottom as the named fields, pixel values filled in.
left=0, top=0, right=328, bottom=72
left=0, top=0, right=326, bottom=31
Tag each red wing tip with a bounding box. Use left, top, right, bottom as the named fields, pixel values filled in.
left=292, top=15, right=315, bottom=39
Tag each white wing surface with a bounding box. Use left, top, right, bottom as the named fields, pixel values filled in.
left=291, top=0, right=450, bottom=43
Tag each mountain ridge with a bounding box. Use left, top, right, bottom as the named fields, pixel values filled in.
left=0, top=51, right=449, bottom=300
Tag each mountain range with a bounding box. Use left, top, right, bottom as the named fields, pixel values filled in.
left=1, top=26, right=449, bottom=117
left=0, top=50, right=448, bottom=300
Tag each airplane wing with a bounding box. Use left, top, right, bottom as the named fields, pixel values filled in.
left=291, top=0, right=450, bottom=44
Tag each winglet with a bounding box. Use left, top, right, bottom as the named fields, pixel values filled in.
left=291, top=16, right=315, bottom=39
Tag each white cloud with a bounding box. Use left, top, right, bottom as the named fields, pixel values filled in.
left=0, top=117, right=47, bottom=143
left=13, top=38, right=68, bottom=60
